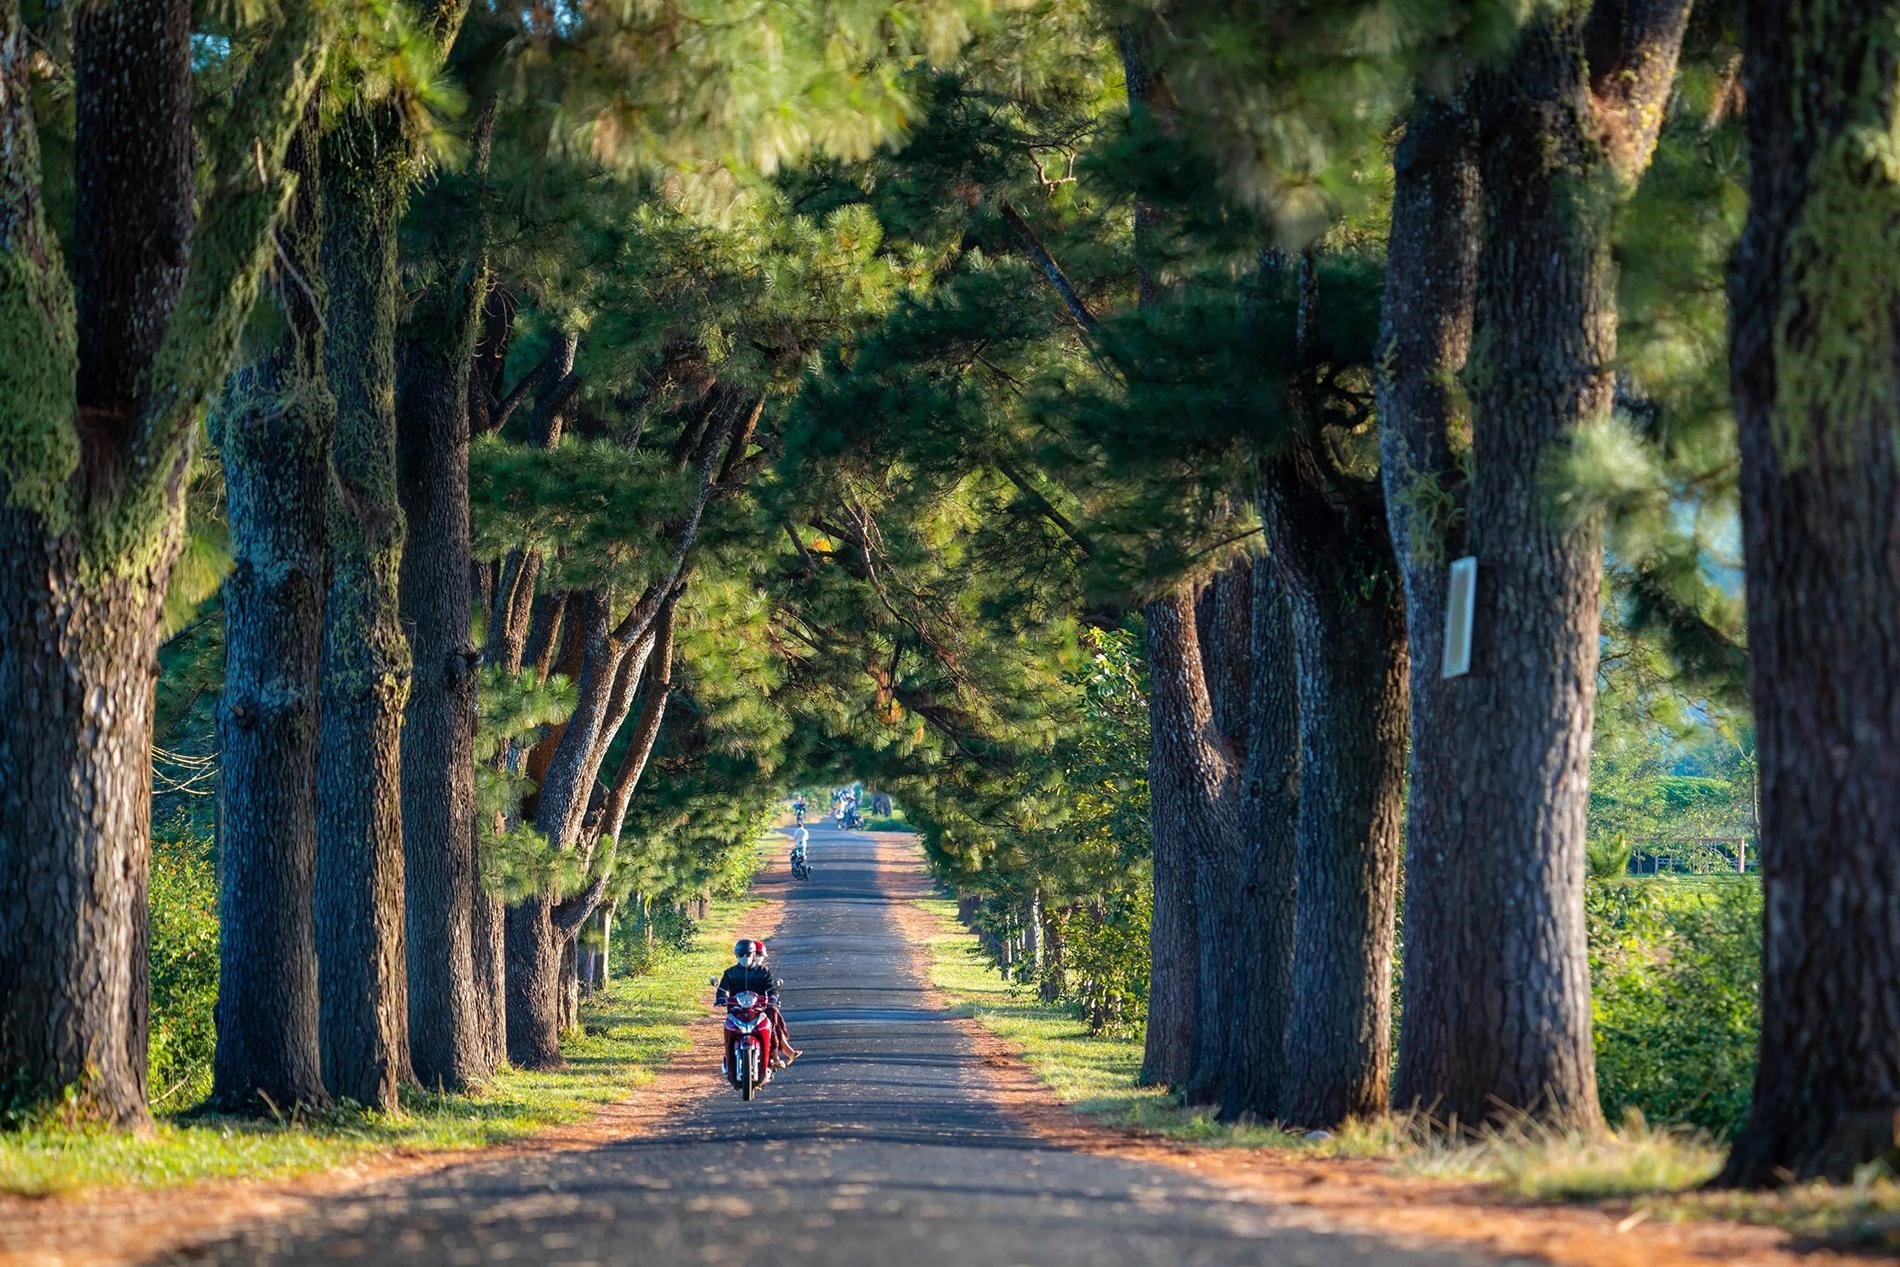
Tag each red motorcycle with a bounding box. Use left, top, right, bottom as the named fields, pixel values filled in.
left=720, top=989, right=776, bottom=1100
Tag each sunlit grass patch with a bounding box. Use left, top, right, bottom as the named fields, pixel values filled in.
left=0, top=898, right=761, bottom=1196
left=1397, top=1110, right=1724, bottom=1199
left=914, top=893, right=1295, bottom=1148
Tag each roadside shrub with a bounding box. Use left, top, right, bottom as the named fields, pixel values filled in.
left=1588, top=876, right=1760, bottom=1138
left=147, top=834, right=220, bottom=1109
left=618, top=905, right=700, bottom=977
left=1060, top=889, right=1151, bottom=1034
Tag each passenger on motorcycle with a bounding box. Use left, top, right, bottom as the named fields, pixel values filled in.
left=716, top=939, right=800, bottom=1068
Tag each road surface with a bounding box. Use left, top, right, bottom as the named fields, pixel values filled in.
left=162, top=825, right=1517, bottom=1267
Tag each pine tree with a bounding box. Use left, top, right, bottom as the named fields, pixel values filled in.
left=0, top=0, right=330, bottom=1127
left=1718, top=0, right=1900, bottom=1186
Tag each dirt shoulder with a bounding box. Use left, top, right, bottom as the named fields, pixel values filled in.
left=0, top=890, right=786, bottom=1267
left=874, top=841, right=1873, bottom=1267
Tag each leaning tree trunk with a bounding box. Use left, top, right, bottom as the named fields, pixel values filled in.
left=395, top=253, right=490, bottom=1092
left=506, top=404, right=737, bottom=1067
left=210, top=115, right=332, bottom=1115
left=1718, top=0, right=1900, bottom=1186
left=315, top=105, right=416, bottom=1108
left=1391, top=1, right=1690, bottom=1133
left=0, top=0, right=323, bottom=1127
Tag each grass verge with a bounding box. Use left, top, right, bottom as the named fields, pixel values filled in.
left=0, top=897, right=760, bottom=1197
left=914, top=889, right=1900, bottom=1251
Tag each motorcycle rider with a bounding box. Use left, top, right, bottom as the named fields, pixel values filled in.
left=715, top=938, right=800, bottom=1068
left=793, top=796, right=805, bottom=825
left=790, top=827, right=810, bottom=878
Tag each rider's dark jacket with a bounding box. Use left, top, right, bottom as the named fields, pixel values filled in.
left=715, top=962, right=780, bottom=1006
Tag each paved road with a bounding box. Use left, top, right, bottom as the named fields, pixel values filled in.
left=162, top=825, right=1514, bottom=1267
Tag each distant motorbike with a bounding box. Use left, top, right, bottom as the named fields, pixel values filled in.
left=718, top=988, right=776, bottom=1100
left=790, top=852, right=811, bottom=881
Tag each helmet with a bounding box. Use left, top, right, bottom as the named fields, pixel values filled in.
left=734, top=938, right=756, bottom=962
left=752, top=940, right=769, bottom=963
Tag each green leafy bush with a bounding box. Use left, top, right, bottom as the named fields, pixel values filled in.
left=1588, top=876, right=1761, bottom=1138
left=147, top=834, right=220, bottom=1109
left=617, top=905, right=701, bottom=977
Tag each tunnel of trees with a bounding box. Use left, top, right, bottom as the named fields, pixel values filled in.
left=0, top=0, right=1893, bottom=1190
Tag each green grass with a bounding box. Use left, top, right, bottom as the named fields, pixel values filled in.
left=0, top=898, right=760, bottom=1196
left=914, top=893, right=1305, bottom=1148
left=916, top=889, right=1900, bottom=1247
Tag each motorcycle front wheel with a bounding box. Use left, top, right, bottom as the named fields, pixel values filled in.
left=740, top=1050, right=756, bottom=1100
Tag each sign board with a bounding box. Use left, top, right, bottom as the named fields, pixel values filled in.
left=1441, top=556, right=1476, bottom=678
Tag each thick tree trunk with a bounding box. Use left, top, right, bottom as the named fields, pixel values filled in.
left=0, top=542, right=171, bottom=1128
left=210, top=118, right=331, bottom=1115
left=1718, top=0, right=1900, bottom=1186
left=1390, top=3, right=1689, bottom=1132
left=1276, top=553, right=1408, bottom=1128
left=396, top=264, right=488, bottom=1092
left=1378, top=94, right=1484, bottom=1128
left=315, top=107, right=415, bottom=1108
left=1219, top=558, right=1299, bottom=1123
left=0, top=0, right=324, bottom=1128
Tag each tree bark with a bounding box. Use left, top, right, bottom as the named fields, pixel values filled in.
left=0, top=0, right=325, bottom=1127
left=210, top=115, right=331, bottom=1115
left=396, top=265, right=488, bottom=1091
left=315, top=104, right=415, bottom=1109
left=1219, top=556, right=1299, bottom=1122
left=1718, top=0, right=1900, bottom=1186
left=1271, top=502, right=1408, bottom=1127
left=1391, top=1, right=1691, bottom=1132
left=1140, top=585, right=1238, bottom=1088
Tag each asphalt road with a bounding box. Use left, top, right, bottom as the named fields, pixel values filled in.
left=161, top=825, right=1516, bottom=1267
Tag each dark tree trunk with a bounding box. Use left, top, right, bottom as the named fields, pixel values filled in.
left=1718, top=0, right=1900, bottom=1186
left=1182, top=562, right=1253, bottom=1107
left=315, top=106, right=415, bottom=1109
left=1140, top=585, right=1238, bottom=1087
left=0, top=542, right=170, bottom=1127
left=396, top=278, right=487, bottom=1091
left=1391, top=1, right=1690, bottom=1132
left=1383, top=95, right=1488, bottom=1126
left=1259, top=246, right=1412, bottom=1129
left=1219, top=558, right=1299, bottom=1122
left=1274, top=532, right=1408, bottom=1128
left=210, top=116, right=331, bottom=1115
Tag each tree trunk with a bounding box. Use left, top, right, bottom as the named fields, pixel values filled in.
left=558, top=939, right=580, bottom=1036
left=315, top=105, right=415, bottom=1109
left=1039, top=905, right=1067, bottom=1004
left=1275, top=541, right=1408, bottom=1128
left=1219, top=557, right=1300, bottom=1123
left=0, top=544, right=171, bottom=1127
left=0, top=0, right=324, bottom=1128
left=1181, top=562, right=1254, bottom=1107
left=1717, top=0, right=1900, bottom=1186
left=1390, top=2, right=1689, bottom=1132
left=1140, top=584, right=1240, bottom=1088
left=395, top=255, right=488, bottom=1093
left=1379, top=95, right=1489, bottom=1128
left=210, top=116, right=331, bottom=1115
